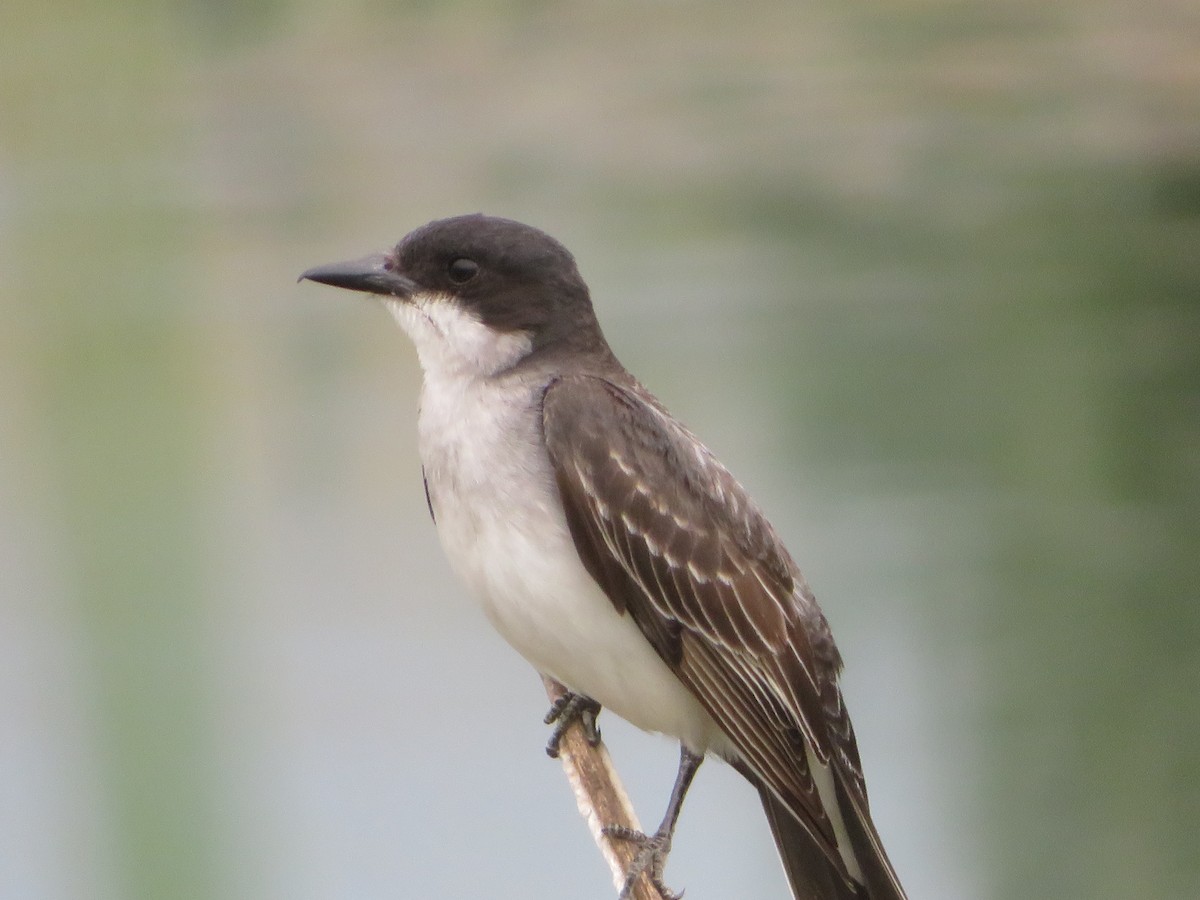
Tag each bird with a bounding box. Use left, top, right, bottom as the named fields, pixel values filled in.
left=301, top=214, right=907, bottom=900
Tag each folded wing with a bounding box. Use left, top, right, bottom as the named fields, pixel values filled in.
left=541, top=373, right=905, bottom=900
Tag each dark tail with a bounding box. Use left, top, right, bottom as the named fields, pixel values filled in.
left=758, top=784, right=907, bottom=900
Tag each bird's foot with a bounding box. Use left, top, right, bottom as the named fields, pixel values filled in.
left=603, top=823, right=683, bottom=900
left=543, top=692, right=602, bottom=758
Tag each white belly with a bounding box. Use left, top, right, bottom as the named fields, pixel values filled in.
left=417, top=370, right=727, bottom=753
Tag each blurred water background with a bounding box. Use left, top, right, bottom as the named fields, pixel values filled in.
left=2, top=2, right=1198, bottom=899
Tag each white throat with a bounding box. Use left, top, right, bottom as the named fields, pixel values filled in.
left=385, top=292, right=532, bottom=380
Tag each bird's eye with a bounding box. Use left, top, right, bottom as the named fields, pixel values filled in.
left=447, top=257, right=479, bottom=284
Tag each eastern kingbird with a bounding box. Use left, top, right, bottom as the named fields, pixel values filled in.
left=301, top=214, right=907, bottom=900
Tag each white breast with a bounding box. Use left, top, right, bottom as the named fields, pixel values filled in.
left=390, top=295, right=726, bottom=751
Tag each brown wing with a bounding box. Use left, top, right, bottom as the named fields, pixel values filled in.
left=541, top=373, right=881, bottom=887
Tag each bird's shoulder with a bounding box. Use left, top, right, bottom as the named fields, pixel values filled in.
left=542, top=373, right=793, bottom=574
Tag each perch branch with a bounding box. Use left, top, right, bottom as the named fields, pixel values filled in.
left=542, top=676, right=667, bottom=900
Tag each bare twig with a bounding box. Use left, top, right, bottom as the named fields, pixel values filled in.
left=542, top=676, right=667, bottom=900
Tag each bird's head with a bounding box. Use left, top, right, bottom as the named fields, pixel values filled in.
left=301, top=214, right=605, bottom=378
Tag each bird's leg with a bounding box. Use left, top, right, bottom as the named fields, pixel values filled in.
left=604, top=745, right=704, bottom=900
left=543, top=691, right=602, bottom=758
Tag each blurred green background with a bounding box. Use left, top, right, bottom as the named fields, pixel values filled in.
left=2, top=2, right=1197, bottom=899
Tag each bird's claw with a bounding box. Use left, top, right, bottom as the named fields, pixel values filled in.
left=543, top=692, right=602, bottom=758
left=603, top=823, right=683, bottom=900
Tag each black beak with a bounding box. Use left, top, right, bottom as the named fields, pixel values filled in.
left=299, top=253, right=418, bottom=298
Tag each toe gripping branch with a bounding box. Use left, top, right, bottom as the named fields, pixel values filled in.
left=602, top=746, right=703, bottom=900
left=543, top=691, right=602, bottom=758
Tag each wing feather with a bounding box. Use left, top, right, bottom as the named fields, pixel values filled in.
left=542, top=373, right=905, bottom=898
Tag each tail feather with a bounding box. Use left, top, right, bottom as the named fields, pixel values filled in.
left=757, top=783, right=906, bottom=900
left=832, top=774, right=907, bottom=900
left=759, top=786, right=863, bottom=900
